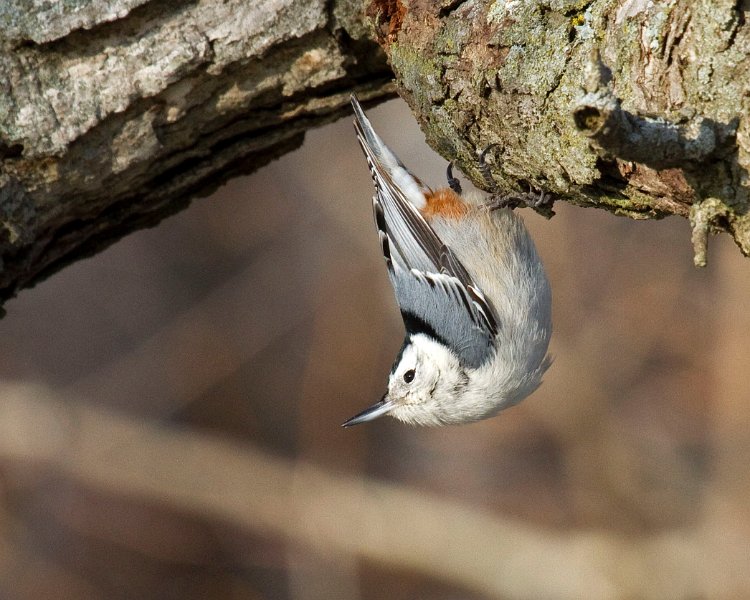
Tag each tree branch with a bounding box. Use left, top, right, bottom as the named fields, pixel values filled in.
left=3, top=0, right=750, bottom=306
left=371, top=0, right=750, bottom=265
left=0, top=0, right=395, bottom=304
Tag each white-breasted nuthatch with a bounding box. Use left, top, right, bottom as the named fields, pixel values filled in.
left=343, top=95, right=552, bottom=427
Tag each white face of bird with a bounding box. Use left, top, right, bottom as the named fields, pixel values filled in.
left=386, top=336, right=465, bottom=426
left=341, top=334, right=466, bottom=428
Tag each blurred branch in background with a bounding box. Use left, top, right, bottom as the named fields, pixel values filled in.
left=0, top=100, right=748, bottom=600
left=0, top=383, right=746, bottom=600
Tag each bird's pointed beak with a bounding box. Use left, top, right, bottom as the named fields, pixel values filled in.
left=342, top=394, right=394, bottom=427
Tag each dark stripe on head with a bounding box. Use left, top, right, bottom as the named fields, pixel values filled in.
left=390, top=337, right=411, bottom=375
left=401, top=310, right=449, bottom=347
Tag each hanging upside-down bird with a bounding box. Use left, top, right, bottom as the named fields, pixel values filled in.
left=343, top=95, right=552, bottom=427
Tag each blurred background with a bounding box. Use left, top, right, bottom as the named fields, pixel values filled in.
left=0, top=98, right=749, bottom=600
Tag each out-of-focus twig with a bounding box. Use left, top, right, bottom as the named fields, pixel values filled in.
left=0, top=383, right=748, bottom=599
left=64, top=242, right=317, bottom=418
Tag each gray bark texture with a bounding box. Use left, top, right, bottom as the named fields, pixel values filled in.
left=0, top=0, right=394, bottom=303
left=369, top=0, right=750, bottom=267
left=1, top=0, right=749, bottom=306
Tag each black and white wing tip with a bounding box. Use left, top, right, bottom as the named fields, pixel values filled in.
left=352, top=94, right=499, bottom=367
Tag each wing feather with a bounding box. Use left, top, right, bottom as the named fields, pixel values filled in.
left=352, top=94, right=499, bottom=367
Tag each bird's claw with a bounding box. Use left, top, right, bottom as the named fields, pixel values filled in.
left=479, top=145, right=555, bottom=217
left=446, top=161, right=462, bottom=195
left=486, top=186, right=555, bottom=218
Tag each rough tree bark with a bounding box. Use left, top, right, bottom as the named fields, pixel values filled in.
left=0, top=0, right=395, bottom=304
left=1, top=0, right=748, bottom=307
left=369, top=0, right=750, bottom=267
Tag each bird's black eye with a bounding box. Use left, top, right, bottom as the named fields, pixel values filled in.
left=403, top=369, right=415, bottom=383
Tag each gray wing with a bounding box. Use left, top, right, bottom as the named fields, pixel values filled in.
left=374, top=199, right=497, bottom=368
left=352, top=94, right=499, bottom=368
left=351, top=95, right=441, bottom=274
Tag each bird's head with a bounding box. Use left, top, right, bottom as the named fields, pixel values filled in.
left=343, top=334, right=466, bottom=427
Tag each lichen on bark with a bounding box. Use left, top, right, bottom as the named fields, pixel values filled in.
left=1, top=0, right=749, bottom=307
left=0, top=0, right=394, bottom=304
left=367, top=0, right=750, bottom=264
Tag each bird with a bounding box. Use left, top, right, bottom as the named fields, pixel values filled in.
left=342, top=94, right=552, bottom=427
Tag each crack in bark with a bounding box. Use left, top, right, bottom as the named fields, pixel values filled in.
left=437, top=0, right=468, bottom=18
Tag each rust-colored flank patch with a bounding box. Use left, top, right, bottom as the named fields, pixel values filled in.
left=422, top=188, right=468, bottom=219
